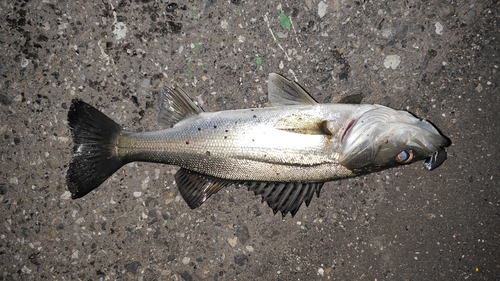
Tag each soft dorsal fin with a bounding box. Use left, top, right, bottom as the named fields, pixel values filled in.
left=157, top=85, right=203, bottom=127
left=268, top=73, right=318, bottom=106
left=175, top=169, right=232, bottom=209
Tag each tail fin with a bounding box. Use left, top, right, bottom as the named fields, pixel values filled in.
left=67, top=99, right=125, bottom=199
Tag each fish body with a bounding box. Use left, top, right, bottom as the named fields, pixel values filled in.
left=119, top=103, right=360, bottom=182
left=67, top=73, right=450, bottom=217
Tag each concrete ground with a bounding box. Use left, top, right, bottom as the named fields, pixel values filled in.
left=1, top=0, right=499, bottom=280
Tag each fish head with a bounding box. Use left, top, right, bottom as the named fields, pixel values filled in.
left=338, top=105, right=451, bottom=174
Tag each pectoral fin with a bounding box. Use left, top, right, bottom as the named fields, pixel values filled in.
left=274, top=114, right=334, bottom=136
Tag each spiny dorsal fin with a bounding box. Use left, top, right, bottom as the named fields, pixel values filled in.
left=268, top=73, right=318, bottom=106
left=245, top=182, right=324, bottom=217
left=157, top=85, right=203, bottom=127
left=175, top=169, right=232, bottom=209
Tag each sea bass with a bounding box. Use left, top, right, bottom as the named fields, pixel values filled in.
left=67, top=73, right=450, bottom=217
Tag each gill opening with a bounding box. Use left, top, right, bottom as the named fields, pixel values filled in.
left=341, top=119, right=356, bottom=143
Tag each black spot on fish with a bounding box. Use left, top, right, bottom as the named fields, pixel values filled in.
left=225, top=129, right=229, bottom=133
left=206, top=151, right=211, bottom=156
left=197, top=128, right=201, bottom=131
left=253, top=115, right=257, bottom=118
left=224, top=136, right=227, bottom=139
left=214, top=125, right=217, bottom=129
left=185, top=141, right=189, bottom=145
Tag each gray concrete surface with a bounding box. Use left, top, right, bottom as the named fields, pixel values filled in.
left=1, top=0, right=499, bottom=280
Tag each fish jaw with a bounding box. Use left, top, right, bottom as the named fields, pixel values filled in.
left=338, top=105, right=451, bottom=173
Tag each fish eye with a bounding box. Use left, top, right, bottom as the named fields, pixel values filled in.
left=395, top=150, right=413, bottom=164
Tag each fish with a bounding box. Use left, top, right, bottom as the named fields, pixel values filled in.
left=66, top=73, right=451, bottom=217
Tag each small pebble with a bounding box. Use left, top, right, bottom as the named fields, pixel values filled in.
left=182, top=257, right=190, bottom=265
left=57, top=137, right=69, bottom=143
left=435, top=22, right=443, bottom=35
left=318, top=1, right=328, bottom=18
left=277, top=32, right=288, bottom=39
left=113, top=22, right=127, bottom=40
left=384, top=55, right=401, bottom=69
left=228, top=237, right=238, bottom=247
left=21, top=58, right=30, bottom=68
left=9, top=177, right=18, bottom=185
left=60, top=191, right=72, bottom=200
left=21, top=265, right=32, bottom=274
left=476, top=84, right=483, bottom=93
left=220, top=20, right=228, bottom=31
left=141, top=79, right=150, bottom=88
left=318, top=267, right=324, bottom=276
left=141, top=176, right=149, bottom=189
